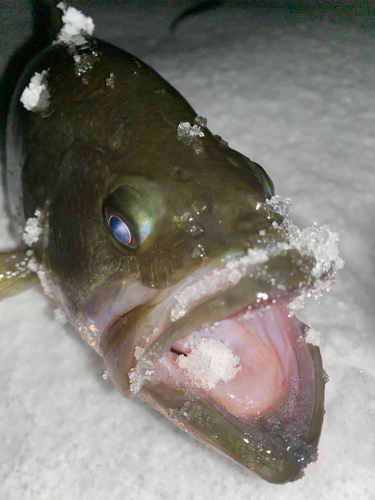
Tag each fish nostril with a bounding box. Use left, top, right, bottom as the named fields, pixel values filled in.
left=190, top=224, right=204, bottom=238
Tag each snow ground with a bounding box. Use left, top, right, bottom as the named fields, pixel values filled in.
left=1, top=1, right=374, bottom=499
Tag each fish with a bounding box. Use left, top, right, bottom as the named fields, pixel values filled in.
left=1, top=4, right=343, bottom=484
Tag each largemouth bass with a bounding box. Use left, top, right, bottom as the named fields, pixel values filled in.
left=1, top=5, right=343, bottom=483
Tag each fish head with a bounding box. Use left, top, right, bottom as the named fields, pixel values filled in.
left=90, top=132, right=329, bottom=483
left=24, top=41, right=342, bottom=483
left=46, top=113, right=329, bottom=484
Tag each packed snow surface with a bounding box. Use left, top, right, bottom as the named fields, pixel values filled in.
left=1, top=2, right=374, bottom=500
left=20, top=70, right=50, bottom=111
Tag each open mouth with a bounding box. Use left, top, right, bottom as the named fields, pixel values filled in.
left=102, top=260, right=325, bottom=482
left=152, top=303, right=298, bottom=420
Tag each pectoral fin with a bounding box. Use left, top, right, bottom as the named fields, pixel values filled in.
left=0, top=249, right=37, bottom=298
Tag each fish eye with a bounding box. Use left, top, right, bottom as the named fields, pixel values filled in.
left=104, top=207, right=138, bottom=249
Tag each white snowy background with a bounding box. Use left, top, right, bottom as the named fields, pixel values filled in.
left=1, top=1, right=374, bottom=499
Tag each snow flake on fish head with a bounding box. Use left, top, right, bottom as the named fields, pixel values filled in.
left=55, top=3, right=95, bottom=47
left=20, top=71, right=50, bottom=112
left=177, top=121, right=205, bottom=154
left=23, top=209, right=44, bottom=246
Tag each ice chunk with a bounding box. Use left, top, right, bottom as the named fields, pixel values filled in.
left=194, top=115, right=208, bottom=127
left=23, top=209, right=43, bottom=246
left=284, top=220, right=345, bottom=279
left=177, top=121, right=205, bottom=154
left=129, top=357, right=155, bottom=394
left=20, top=71, right=50, bottom=112
left=305, top=328, right=322, bottom=347
left=265, top=195, right=292, bottom=218
left=56, top=4, right=95, bottom=46
left=134, top=346, right=145, bottom=360
left=176, top=333, right=241, bottom=390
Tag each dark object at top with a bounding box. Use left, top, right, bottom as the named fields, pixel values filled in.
left=170, top=0, right=225, bottom=31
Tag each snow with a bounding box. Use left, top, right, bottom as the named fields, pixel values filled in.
left=176, top=332, right=241, bottom=390
left=283, top=219, right=345, bottom=279
left=177, top=121, right=205, bottom=153
left=20, top=70, right=50, bottom=112
left=170, top=214, right=343, bottom=323
left=265, top=194, right=292, bottom=218
left=305, top=327, right=322, bottom=347
left=54, top=307, right=67, bottom=325
left=1, top=1, right=375, bottom=499
left=177, top=121, right=204, bottom=139
left=56, top=4, right=95, bottom=46
left=22, top=209, right=43, bottom=246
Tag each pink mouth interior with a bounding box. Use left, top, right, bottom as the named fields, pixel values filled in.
left=152, top=304, right=299, bottom=419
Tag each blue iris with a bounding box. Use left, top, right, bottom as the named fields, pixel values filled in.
left=109, top=215, right=132, bottom=245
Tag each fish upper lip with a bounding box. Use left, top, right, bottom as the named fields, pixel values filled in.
left=127, top=246, right=319, bottom=395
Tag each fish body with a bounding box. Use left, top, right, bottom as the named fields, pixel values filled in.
left=2, top=6, right=343, bottom=484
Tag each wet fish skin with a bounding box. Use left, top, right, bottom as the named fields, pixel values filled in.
left=4, top=33, right=326, bottom=484
left=7, top=39, right=274, bottom=308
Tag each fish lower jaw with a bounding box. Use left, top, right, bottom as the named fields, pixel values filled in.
left=150, top=303, right=299, bottom=420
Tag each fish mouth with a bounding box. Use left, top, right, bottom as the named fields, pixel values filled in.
left=139, top=302, right=324, bottom=484
left=102, top=217, right=343, bottom=483
left=153, top=302, right=302, bottom=421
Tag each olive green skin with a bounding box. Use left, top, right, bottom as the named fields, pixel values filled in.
left=7, top=38, right=274, bottom=314
left=6, top=38, right=324, bottom=483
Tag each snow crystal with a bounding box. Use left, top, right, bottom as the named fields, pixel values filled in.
left=284, top=220, right=345, bottom=280
left=56, top=4, right=95, bottom=46
left=177, top=122, right=204, bottom=139
left=54, top=307, right=67, bottom=325
left=129, top=357, right=155, bottom=394
left=194, top=115, right=208, bottom=127
left=26, top=257, right=39, bottom=273
left=23, top=209, right=43, bottom=246
left=20, top=71, right=50, bottom=112
left=176, top=333, right=241, bottom=390
left=36, top=264, right=54, bottom=299
left=177, top=122, right=205, bottom=153
left=305, top=328, right=322, bottom=347
left=134, top=346, right=145, bottom=360
left=265, top=195, right=292, bottom=218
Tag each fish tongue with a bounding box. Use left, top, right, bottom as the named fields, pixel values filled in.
left=155, top=304, right=298, bottom=419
